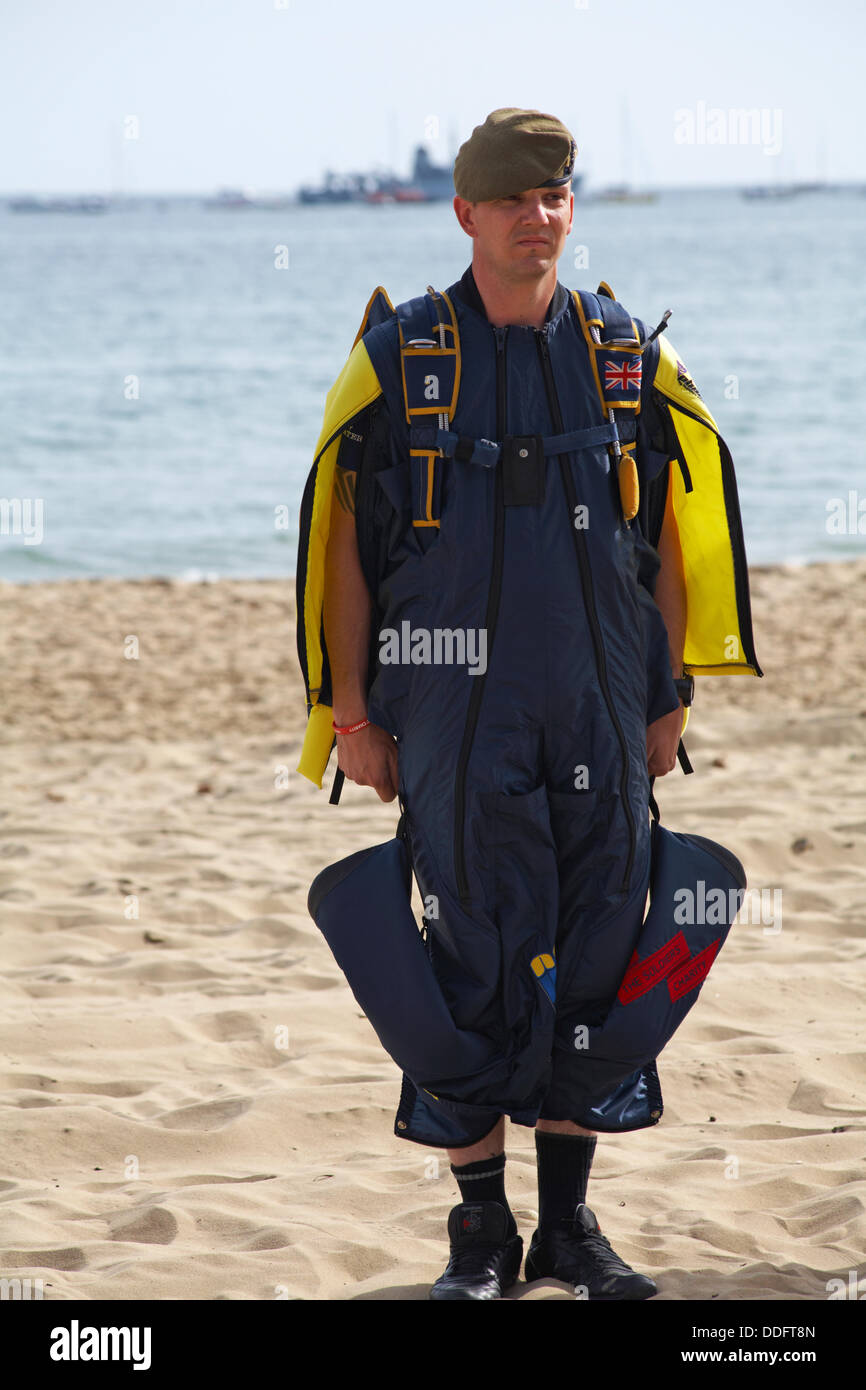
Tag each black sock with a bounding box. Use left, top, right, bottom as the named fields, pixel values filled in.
left=534, top=1130, right=597, bottom=1229
left=450, top=1153, right=517, bottom=1238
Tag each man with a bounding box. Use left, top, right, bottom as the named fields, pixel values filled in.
left=313, top=109, right=693, bottom=1300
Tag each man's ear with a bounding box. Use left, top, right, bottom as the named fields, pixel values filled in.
left=453, top=195, right=478, bottom=238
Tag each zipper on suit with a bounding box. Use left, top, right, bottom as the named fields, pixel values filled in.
left=453, top=324, right=508, bottom=902
left=535, top=326, right=637, bottom=894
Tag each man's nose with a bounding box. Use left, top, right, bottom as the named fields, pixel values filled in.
left=518, top=196, right=549, bottom=222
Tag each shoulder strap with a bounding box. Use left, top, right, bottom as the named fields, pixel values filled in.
left=395, top=287, right=461, bottom=532
left=330, top=288, right=460, bottom=805
left=573, top=284, right=645, bottom=523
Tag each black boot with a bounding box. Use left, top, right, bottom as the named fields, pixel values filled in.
left=429, top=1201, right=523, bottom=1301
left=524, top=1203, right=656, bottom=1300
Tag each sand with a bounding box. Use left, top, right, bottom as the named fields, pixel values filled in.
left=0, top=560, right=864, bottom=1301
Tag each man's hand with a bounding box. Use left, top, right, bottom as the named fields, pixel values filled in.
left=646, top=701, right=684, bottom=776
left=336, top=721, right=399, bottom=802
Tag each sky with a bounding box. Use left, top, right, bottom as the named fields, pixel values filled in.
left=1, top=0, right=864, bottom=194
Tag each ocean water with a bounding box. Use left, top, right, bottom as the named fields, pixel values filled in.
left=1, top=190, right=864, bottom=583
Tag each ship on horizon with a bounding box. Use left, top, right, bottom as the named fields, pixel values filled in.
left=298, top=145, right=454, bottom=204
left=9, top=194, right=109, bottom=213
left=297, top=144, right=583, bottom=205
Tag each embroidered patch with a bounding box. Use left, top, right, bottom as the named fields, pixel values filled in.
left=676, top=360, right=702, bottom=398
left=335, top=403, right=373, bottom=473
left=667, top=938, right=720, bottom=1002
left=603, top=357, right=642, bottom=393
left=617, top=931, right=690, bottom=1004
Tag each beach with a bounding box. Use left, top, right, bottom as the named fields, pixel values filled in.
left=1, top=559, right=864, bottom=1301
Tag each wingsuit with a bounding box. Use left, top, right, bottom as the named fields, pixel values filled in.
left=297, top=265, right=761, bottom=1150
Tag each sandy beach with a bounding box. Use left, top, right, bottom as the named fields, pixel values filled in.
left=0, top=559, right=864, bottom=1301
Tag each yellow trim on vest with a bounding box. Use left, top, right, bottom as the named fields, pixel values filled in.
left=572, top=291, right=606, bottom=410
left=296, top=701, right=336, bottom=789
left=656, top=339, right=755, bottom=675
left=673, top=419, right=747, bottom=672
left=438, top=290, right=462, bottom=417
left=297, top=335, right=384, bottom=787
left=654, top=336, right=719, bottom=431
left=408, top=450, right=440, bottom=526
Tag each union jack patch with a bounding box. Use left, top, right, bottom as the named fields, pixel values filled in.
left=603, top=355, right=642, bottom=400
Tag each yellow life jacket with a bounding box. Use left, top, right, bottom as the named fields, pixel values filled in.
left=296, top=288, right=392, bottom=787
left=650, top=334, right=761, bottom=676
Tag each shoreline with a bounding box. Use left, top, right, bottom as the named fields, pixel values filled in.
left=1, top=550, right=864, bottom=590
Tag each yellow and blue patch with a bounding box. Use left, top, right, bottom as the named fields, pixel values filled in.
left=530, top=951, right=557, bottom=1007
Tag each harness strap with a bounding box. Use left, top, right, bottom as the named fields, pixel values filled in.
left=395, top=289, right=460, bottom=532
left=573, top=285, right=645, bottom=523
left=677, top=739, right=694, bottom=775
left=580, top=290, right=639, bottom=344
left=410, top=422, right=617, bottom=467
left=648, top=778, right=661, bottom=825
left=394, top=295, right=429, bottom=344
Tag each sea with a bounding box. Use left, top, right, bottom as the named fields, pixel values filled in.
left=1, top=188, right=864, bottom=584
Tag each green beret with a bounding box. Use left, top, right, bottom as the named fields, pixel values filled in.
left=453, top=108, right=577, bottom=202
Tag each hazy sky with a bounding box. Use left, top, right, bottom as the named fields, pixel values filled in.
left=2, top=0, right=864, bottom=193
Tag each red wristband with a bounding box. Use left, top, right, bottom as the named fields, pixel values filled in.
left=332, top=717, right=371, bottom=735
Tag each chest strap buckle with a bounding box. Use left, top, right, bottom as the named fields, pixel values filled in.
left=502, top=436, right=545, bottom=506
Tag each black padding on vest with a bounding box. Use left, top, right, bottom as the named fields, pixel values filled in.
left=502, top=436, right=545, bottom=507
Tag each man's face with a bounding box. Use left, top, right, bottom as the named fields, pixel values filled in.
left=453, top=183, right=574, bottom=283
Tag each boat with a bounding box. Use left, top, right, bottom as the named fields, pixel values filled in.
left=298, top=171, right=373, bottom=204
left=202, top=188, right=255, bottom=209
left=202, top=187, right=296, bottom=210
left=589, top=184, right=656, bottom=204
left=741, top=180, right=829, bottom=199
left=409, top=146, right=453, bottom=200
left=9, top=195, right=108, bottom=213
left=741, top=184, right=800, bottom=200
left=299, top=145, right=455, bottom=205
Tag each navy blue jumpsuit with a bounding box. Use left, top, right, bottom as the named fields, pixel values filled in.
left=339, top=267, right=679, bottom=1146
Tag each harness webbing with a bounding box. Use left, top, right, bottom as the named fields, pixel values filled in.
left=409, top=421, right=617, bottom=467
left=396, top=289, right=460, bottom=530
